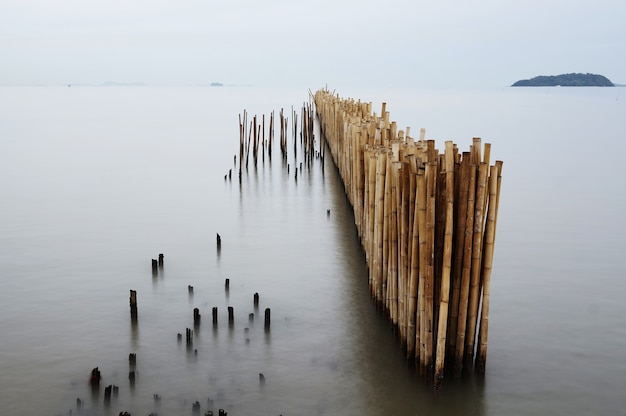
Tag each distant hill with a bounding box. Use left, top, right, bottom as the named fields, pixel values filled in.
left=512, top=73, right=614, bottom=87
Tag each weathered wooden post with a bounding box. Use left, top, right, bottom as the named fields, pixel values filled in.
left=225, top=278, right=230, bottom=291
left=158, top=253, right=164, bottom=268
left=186, top=328, right=193, bottom=347
left=212, top=307, right=218, bottom=326
left=129, top=353, right=136, bottom=370
left=89, top=367, right=101, bottom=389
left=216, top=233, right=222, bottom=248
left=194, top=308, right=201, bottom=327
left=253, top=292, right=259, bottom=307
left=228, top=306, right=234, bottom=326
left=104, top=385, right=117, bottom=402
left=104, top=385, right=112, bottom=402
left=129, top=290, right=137, bottom=322
left=264, top=308, right=271, bottom=330
left=151, top=259, right=158, bottom=275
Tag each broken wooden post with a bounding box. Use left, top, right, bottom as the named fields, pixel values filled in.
left=104, top=385, right=112, bottom=402
left=264, top=308, right=271, bottom=330
left=89, top=367, right=101, bottom=389
left=212, top=307, right=218, bottom=326
left=216, top=233, right=221, bottom=248
left=228, top=306, right=234, bottom=326
left=104, top=385, right=118, bottom=402
left=186, top=328, right=193, bottom=347
left=129, top=290, right=137, bottom=321
left=253, top=292, right=259, bottom=307
left=129, top=353, right=136, bottom=370
left=151, top=259, right=158, bottom=275
left=158, top=253, right=164, bottom=268
left=194, top=308, right=201, bottom=327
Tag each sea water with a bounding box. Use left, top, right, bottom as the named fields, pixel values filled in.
left=1, top=85, right=625, bottom=415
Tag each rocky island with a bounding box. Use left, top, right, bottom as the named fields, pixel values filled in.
left=512, top=73, right=614, bottom=87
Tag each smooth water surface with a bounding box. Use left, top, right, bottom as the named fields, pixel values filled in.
left=1, top=85, right=625, bottom=415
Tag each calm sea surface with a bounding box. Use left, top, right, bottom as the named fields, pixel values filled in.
left=1, top=85, right=625, bottom=415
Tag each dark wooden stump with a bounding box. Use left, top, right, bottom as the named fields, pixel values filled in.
left=194, top=308, right=201, bottom=327
left=129, top=290, right=138, bottom=322
left=89, top=367, right=101, bottom=388
left=228, top=306, right=234, bottom=327
left=264, top=308, right=271, bottom=330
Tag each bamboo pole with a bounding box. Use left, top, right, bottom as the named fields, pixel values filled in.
left=389, top=160, right=400, bottom=328
left=373, top=153, right=385, bottom=306
left=464, top=162, right=489, bottom=370
left=424, top=159, right=437, bottom=378
left=475, top=163, right=499, bottom=374
left=448, top=154, right=470, bottom=363
left=407, top=167, right=420, bottom=359
left=417, top=165, right=427, bottom=373
left=434, top=141, right=455, bottom=388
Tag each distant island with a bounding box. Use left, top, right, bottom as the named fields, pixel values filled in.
left=512, top=73, right=614, bottom=87
left=210, top=82, right=224, bottom=87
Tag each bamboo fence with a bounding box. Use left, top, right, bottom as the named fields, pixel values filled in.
left=313, top=88, right=502, bottom=388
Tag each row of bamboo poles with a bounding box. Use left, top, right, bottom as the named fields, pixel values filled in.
left=237, top=98, right=319, bottom=180
left=313, top=88, right=502, bottom=388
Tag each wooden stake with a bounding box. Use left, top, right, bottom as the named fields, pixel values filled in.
left=129, top=290, right=137, bottom=321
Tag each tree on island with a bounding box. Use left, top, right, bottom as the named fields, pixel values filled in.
left=512, top=73, right=614, bottom=87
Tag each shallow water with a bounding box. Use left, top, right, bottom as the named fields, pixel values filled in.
left=1, top=85, right=625, bottom=415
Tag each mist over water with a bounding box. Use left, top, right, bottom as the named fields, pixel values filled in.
left=1, top=85, right=625, bottom=415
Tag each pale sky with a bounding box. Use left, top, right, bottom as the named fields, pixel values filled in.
left=1, top=0, right=624, bottom=87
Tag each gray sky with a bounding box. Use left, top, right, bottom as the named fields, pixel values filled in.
left=1, top=0, right=624, bottom=87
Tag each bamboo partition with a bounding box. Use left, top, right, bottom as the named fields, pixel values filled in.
left=314, top=88, right=502, bottom=388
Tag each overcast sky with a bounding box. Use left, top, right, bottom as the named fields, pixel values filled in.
left=1, top=0, right=624, bottom=88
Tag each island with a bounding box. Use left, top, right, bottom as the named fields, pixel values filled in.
left=512, top=73, right=614, bottom=87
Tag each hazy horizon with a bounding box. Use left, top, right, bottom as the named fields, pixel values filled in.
left=1, top=0, right=625, bottom=89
